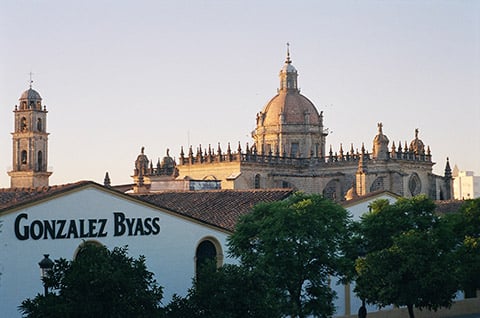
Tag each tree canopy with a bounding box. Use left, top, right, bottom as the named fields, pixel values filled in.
left=447, top=198, right=480, bottom=298
left=163, top=262, right=279, bottom=318
left=227, top=192, right=352, bottom=318
left=19, top=244, right=163, bottom=318
left=355, top=195, right=459, bottom=318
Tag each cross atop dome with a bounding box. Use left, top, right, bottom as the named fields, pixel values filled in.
left=286, top=42, right=292, bottom=64
left=29, top=71, right=34, bottom=89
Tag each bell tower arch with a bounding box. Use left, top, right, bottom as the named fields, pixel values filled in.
left=8, top=84, right=52, bottom=188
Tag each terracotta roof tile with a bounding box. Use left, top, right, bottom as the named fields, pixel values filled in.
left=0, top=182, right=464, bottom=232
left=0, top=181, right=94, bottom=211
left=434, top=200, right=465, bottom=215
left=133, top=189, right=294, bottom=231
left=0, top=183, right=293, bottom=232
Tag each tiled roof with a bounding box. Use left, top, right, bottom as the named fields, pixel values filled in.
left=133, top=189, right=294, bottom=231
left=434, top=200, right=465, bottom=214
left=0, top=182, right=293, bottom=232
left=0, top=181, right=95, bottom=212
left=1, top=182, right=461, bottom=232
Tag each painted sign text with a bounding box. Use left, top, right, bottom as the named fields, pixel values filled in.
left=14, top=212, right=160, bottom=240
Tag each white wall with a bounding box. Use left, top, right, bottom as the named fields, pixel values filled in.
left=0, top=186, right=234, bottom=317
left=335, top=193, right=398, bottom=316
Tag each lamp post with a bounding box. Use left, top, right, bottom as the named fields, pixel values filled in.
left=357, top=245, right=367, bottom=318
left=38, top=254, right=54, bottom=296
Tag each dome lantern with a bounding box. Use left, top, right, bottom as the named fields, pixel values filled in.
left=279, top=43, right=298, bottom=92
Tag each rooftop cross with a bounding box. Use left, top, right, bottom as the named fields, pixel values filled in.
left=286, top=42, right=291, bottom=63
left=28, top=71, right=34, bottom=88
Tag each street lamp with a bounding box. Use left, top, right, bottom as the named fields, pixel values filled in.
left=357, top=245, right=367, bottom=318
left=38, top=254, right=54, bottom=296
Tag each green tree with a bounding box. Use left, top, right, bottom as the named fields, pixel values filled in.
left=163, top=263, right=280, bottom=318
left=19, top=244, right=163, bottom=318
left=355, top=196, right=458, bottom=318
left=228, top=193, right=352, bottom=318
left=448, top=198, right=480, bottom=297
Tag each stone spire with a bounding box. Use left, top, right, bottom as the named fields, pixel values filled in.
left=104, top=172, right=111, bottom=187
left=444, top=157, right=453, bottom=200
left=444, top=157, right=452, bottom=179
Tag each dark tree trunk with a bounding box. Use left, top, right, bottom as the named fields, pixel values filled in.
left=407, top=304, right=415, bottom=318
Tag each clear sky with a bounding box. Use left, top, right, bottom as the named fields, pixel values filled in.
left=0, top=0, right=479, bottom=187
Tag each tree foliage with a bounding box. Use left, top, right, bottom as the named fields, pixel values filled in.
left=355, top=195, right=459, bottom=318
left=19, top=244, right=163, bottom=318
left=447, top=198, right=480, bottom=297
left=227, top=193, right=352, bottom=318
left=163, top=262, right=280, bottom=318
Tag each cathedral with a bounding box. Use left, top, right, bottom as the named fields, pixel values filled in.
left=4, top=48, right=452, bottom=201
left=133, top=47, right=453, bottom=201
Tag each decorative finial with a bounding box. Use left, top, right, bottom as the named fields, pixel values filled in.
left=141, top=146, right=145, bottom=154
left=415, top=128, right=419, bottom=139
left=104, top=172, right=111, bottom=187
left=377, top=122, right=383, bottom=133
left=29, top=71, right=34, bottom=89
left=286, top=42, right=291, bottom=64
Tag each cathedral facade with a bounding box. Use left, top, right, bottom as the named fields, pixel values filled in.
left=135, top=48, right=452, bottom=201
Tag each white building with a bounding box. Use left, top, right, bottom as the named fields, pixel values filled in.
left=0, top=181, right=291, bottom=317
left=332, top=191, right=399, bottom=316
left=453, top=166, right=480, bottom=199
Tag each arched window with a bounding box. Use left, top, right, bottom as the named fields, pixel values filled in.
left=370, top=177, right=384, bottom=192
left=196, top=240, right=216, bottom=268
left=37, top=118, right=42, bottom=132
left=195, top=238, right=223, bottom=279
left=21, top=117, right=28, bottom=132
left=291, top=142, right=299, bottom=157
left=281, top=180, right=295, bottom=189
left=254, top=174, right=261, bottom=189
left=74, top=240, right=104, bottom=260
left=408, top=173, right=422, bottom=196
left=323, top=179, right=340, bottom=201
left=37, top=151, right=43, bottom=171
left=21, top=150, right=27, bottom=164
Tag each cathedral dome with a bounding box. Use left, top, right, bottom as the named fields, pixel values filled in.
left=19, top=88, right=42, bottom=101
left=258, top=44, right=321, bottom=127
left=261, top=92, right=321, bottom=126
left=252, top=45, right=327, bottom=158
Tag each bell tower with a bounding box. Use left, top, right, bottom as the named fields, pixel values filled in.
left=8, top=84, right=52, bottom=188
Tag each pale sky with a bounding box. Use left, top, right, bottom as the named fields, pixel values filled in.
left=0, top=0, right=479, bottom=187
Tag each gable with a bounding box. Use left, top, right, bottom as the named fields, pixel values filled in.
left=0, top=182, right=232, bottom=234
left=342, top=191, right=400, bottom=221
left=0, top=184, right=235, bottom=318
